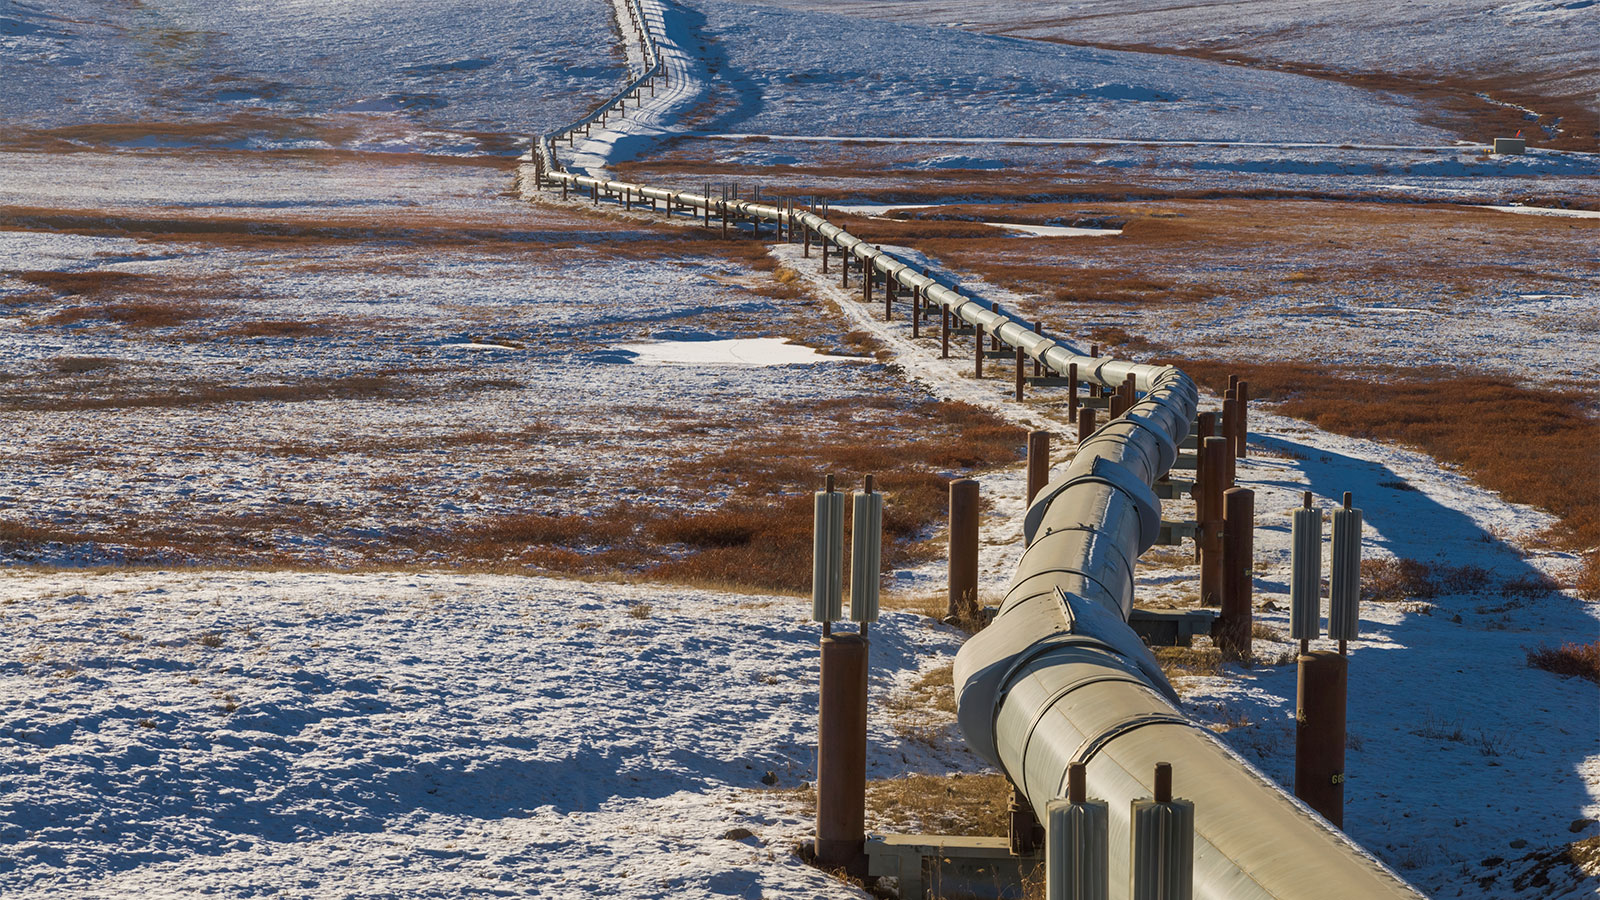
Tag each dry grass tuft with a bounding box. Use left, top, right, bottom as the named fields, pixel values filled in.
left=1526, top=641, right=1600, bottom=684
left=51, top=357, right=121, bottom=374
left=865, top=772, right=1012, bottom=837
left=1155, top=644, right=1226, bottom=682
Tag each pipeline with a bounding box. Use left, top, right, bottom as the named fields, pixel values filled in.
left=530, top=9, right=1426, bottom=900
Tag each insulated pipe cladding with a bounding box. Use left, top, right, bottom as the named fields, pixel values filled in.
left=953, top=367, right=1423, bottom=900
left=536, top=46, right=1420, bottom=894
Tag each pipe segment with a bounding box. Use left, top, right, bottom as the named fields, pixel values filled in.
left=535, top=22, right=1422, bottom=892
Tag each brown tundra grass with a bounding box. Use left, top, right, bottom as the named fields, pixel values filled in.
left=1172, top=359, right=1600, bottom=601
left=1526, top=642, right=1600, bottom=683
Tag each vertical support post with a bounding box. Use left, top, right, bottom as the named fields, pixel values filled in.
left=1078, top=407, right=1097, bottom=445
left=1218, top=487, right=1255, bottom=658
left=1236, top=381, right=1250, bottom=459
left=1198, top=436, right=1229, bottom=607
left=884, top=272, right=894, bottom=321
left=990, top=303, right=1001, bottom=351
left=1089, top=344, right=1101, bottom=398
left=912, top=285, right=921, bottom=337
left=1221, top=393, right=1239, bottom=487
left=1068, top=363, right=1080, bottom=416
left=941, top=307, right=950, bottom=358
left=1295, top=650, right=1348, bottom=828
left=592, top=181, right=598, bottom=205
left=1009, top=785, right=1044, bottom=855
left=803, top=220, right=811, bottom=257
left=1015, top=347, right=1026, bottom=402
left=821, top=237, right=829, bottom=272
left=1026, top=431, right=1051, bottom=506
left=974, top=324, right=985, bottom=378
left=948, top=479, right=979, bottom=621
left=721, top=199, right=729, bottom=240
left=1032, top=321, right=1044, bottom=376
left=816, top=633, right=869, bottom=869
left=841, top=249, right=849, bottom=289
left=863, top=254, right=873, bottom=304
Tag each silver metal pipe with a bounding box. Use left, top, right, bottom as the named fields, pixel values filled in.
left=534, top=15, right=1427, bottom=897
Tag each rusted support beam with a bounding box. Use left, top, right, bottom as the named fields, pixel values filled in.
left=1296, top=650, right=1348, bottom=828
left=1026, top=431, right=1051, bottom=506
left=948, top=479, right=979, bottom=620
left=1218, top=487, right=1255, bottom=658
left=816, top=633, right=869, bottom=870
left=1198, top=436, right=1230, bottom=607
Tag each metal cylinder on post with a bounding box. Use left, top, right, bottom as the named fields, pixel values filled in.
left=1218, top=487, right=1255, bottom=658
left=850, top=478, right=883, bottom=625
left=1027, top=431, right=1051, bottom=506
left=1199, top=436, right=1229, bottom=606
left=948, top=478, right=979, bottom=621
left=1295, top=650, right=1347, bottom=828
left=1129, top=762, right=1195, bottom=900
left=1329, top=492, right=1362, bottom=654
left=1047, top=763, right=1109, bottom=900
left=1290, top=493, right=1323, bottom=649
left=813, top=478, right=845, bottom=624
left=816, top=631, right=868, bottom=869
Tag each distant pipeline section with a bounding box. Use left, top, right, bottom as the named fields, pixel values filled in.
left=527, top=13, right=1426, bottom=899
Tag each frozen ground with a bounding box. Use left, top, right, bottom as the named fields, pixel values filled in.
left=742, top=0, right=1599, bottom=148
left=566, top=0, right=1600, bottom=207
left=0, top=150, right=944, bottom=567
left=3, top=0, right=1598, bottom=897
left=813, top=197, right=1600, bottom=396
left=1, top=0, right=626, bottom=156
left=0, top=570, right=973, bottom=898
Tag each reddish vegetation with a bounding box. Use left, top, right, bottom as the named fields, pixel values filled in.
left=444, top=400, right=1024, bottom=594
left=1172, top=359, right=1600, bottom=600
left=1526, top=642, right=1600, bottom=684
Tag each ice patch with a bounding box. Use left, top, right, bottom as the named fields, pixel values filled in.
left=615, top=337, right=863, bottom=367
left=990, top=222, right=1122, bottom=238
left=907, top=154, right=1008, bottom=170
left=1477, top=204, right=1600, bottom=219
